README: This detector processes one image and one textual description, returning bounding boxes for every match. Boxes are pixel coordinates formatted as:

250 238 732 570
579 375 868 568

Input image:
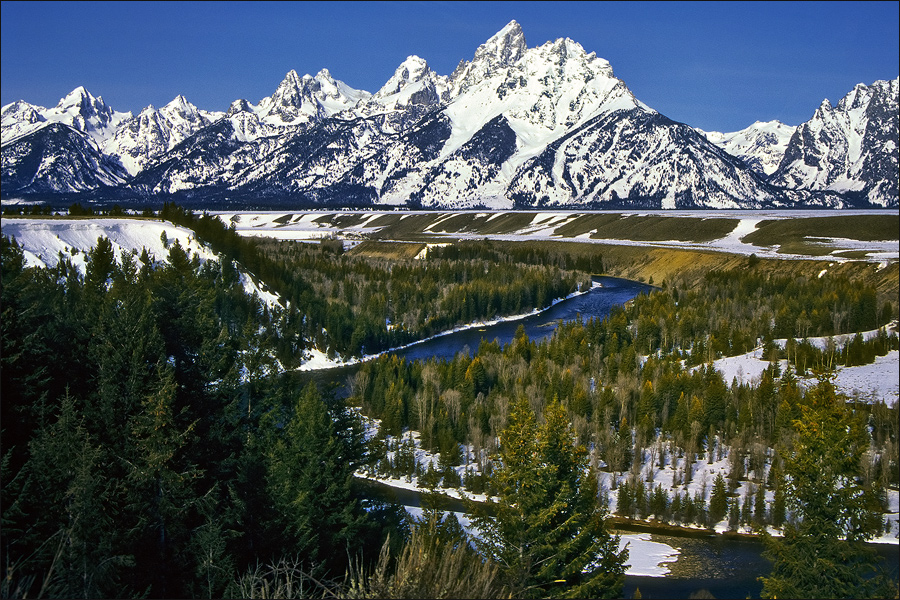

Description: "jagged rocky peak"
835 79 893 112
271 69 307 105
256 68 369 126
273 68 365 105
159 94 209 128
770 76 898 206
473 19 527 68
527 35 618 84
1 101 48 144
450 20 528 95
163 94 195 114
372 55 449 110
310 68 340 96
2 100 45 122
47 86 133 143
227 98 254 116
54 87 121 132
443 22 639 156
377 56 432 96
814 97 834 118
56 86 107 113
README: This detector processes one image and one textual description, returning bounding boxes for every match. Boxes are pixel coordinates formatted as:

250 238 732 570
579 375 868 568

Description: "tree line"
1 235 408 597
1 231 627 599
158 203 592 358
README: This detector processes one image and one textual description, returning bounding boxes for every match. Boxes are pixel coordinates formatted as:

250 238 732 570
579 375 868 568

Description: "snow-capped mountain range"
2 21 897 208
699 121 797 177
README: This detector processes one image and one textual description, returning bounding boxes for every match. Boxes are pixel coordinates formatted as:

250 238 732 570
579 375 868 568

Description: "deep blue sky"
2 1 897 132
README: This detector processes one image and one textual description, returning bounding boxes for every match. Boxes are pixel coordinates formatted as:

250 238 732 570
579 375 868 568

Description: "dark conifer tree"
470 397 626 598
759 375 897 599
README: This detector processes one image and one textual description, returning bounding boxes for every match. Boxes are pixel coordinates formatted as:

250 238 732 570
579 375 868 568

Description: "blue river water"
391 275 654 363
300 275 899 598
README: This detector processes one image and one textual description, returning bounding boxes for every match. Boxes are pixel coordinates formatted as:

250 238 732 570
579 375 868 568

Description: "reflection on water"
623 533 899 599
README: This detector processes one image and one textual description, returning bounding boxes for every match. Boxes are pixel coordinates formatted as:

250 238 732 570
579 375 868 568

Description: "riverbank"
295 279 602 371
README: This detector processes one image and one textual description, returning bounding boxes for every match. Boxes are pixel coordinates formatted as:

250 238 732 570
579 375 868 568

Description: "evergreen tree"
9 393 134 598
754 484 767 526
709 473 729 526
125 364 202 597
470 397 626 598
759 375 896 599
265 383 368 576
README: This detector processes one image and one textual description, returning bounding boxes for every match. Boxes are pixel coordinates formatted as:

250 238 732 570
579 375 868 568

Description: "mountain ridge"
2 21 897 208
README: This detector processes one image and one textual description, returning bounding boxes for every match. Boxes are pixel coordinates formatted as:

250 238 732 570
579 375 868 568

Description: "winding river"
393 275 653 363
301 275 898 598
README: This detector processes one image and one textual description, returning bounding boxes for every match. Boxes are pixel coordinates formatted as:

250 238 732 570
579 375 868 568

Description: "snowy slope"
508 110 786 209
1 23 896 209
701 120 796 176
1 123 129 193
0 217 281 308
771 78 899 207
0 217 214 270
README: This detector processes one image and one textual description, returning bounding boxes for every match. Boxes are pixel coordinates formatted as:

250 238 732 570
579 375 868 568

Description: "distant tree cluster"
629 269 892 364
3 216 898 598
158 203 591 358
350 266 898 562
1 204 56 216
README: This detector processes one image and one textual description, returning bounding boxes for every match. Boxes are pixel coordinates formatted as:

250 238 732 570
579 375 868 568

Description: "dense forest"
0 222 622 599
1 232 414 598
352 264 898 504
159 203 592 358
2 208 898 598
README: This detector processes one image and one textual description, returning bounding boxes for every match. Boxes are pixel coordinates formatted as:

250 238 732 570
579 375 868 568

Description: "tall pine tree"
470 397 627 598
759 374 896 599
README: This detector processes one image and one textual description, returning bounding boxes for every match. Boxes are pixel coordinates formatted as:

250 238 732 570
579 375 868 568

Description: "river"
299 275 654 397
357 478 899 599
299 275 899 598
392 275 654 363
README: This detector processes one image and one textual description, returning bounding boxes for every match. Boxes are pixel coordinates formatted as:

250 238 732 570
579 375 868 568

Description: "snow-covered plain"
214 209 899 263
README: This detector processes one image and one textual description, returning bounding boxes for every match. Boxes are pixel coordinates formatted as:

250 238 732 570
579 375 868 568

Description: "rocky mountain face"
768 79 899 207
1 123 128 194
105 95 222 176
2 21 897 208
699 120 797 176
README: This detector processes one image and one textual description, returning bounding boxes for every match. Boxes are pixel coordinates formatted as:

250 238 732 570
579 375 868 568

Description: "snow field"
0 217 284 311
215 209 899 263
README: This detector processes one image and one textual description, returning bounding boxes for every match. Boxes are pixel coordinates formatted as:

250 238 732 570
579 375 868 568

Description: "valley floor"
3 210 898 580
212 209 900 264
